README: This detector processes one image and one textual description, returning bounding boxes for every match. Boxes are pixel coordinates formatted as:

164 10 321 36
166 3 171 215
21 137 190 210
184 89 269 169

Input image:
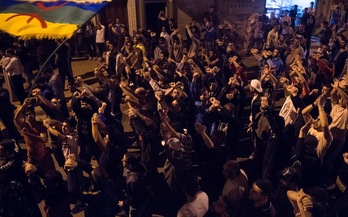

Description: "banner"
0 0 110 39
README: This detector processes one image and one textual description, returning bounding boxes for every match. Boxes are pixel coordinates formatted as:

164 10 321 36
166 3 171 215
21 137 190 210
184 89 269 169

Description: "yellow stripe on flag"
0 13 79 39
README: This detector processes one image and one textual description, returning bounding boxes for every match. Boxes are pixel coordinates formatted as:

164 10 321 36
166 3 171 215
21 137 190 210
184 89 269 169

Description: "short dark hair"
44 170 63 185
6 48 15 56
254 179 272 197
0 139 15 154
63 117 77 129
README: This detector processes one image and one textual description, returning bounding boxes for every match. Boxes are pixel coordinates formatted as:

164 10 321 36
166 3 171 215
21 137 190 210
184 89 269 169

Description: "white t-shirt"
308 127 333 161
177 191 209 217
329 104 348 141
62 132 78 160
5 56 24 76
96 25 105 43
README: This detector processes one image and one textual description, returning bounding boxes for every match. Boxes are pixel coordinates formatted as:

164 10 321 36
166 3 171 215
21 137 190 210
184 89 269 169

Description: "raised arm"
14 98 30 128
317 95 330 140
91 113 109 153
160 110 180 139
43 119 65 141
332 79 348 107
195 122 214 149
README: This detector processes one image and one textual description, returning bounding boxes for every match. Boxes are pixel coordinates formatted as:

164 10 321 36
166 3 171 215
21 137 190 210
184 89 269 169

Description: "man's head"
223 160 240 179
110 75 120 86
209 5 215 13
62 117 76 135
199 88 210 102
321 84 332 98
44 170 64 190
5 48 15 57
298 23 305 31
249 79 263 93
304 135 318 154
125 41 133 50
260 96 270 110
135 87 146 99
133 36 139 45
25 107 36 123
282 21 289 28
273 48 280 58
249 179 272 205
272 24 279 31
322 21 329 27
270 18 277 26
208 78 218 92
51 98 61 109
0 139 15 165
80 99 92 110
311 115 332 132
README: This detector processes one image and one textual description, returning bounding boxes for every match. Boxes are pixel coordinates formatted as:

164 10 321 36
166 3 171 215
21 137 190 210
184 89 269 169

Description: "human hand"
343 153 348 165
309 89 319 96
119 81 127 88
279 77 289 84
206 68 213 74
98 102 107 114
213 99 221 107
23 98 32 106
315 95 325 107
154 91 163 101
332 78 339 89
43 119 51 128
81 89 89 97
153 64 160 70
73 91 81 99
92 113 100 125
193 72 201 80
212 66 219 73
31 88 41 96
127 108 137 119
194 122 206 133
300 120 312 134
23 163 37 176
296 189 313 212
64 154 78 170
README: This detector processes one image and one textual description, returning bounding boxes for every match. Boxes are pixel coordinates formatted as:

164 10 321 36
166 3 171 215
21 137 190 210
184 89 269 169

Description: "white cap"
167 138 181 151
250 79 263 93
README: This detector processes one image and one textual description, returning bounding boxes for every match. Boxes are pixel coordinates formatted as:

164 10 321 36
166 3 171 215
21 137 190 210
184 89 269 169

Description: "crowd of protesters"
1 3 348 217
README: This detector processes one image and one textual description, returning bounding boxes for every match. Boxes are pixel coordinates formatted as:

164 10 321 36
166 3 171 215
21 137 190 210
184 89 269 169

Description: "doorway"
145 2 166 32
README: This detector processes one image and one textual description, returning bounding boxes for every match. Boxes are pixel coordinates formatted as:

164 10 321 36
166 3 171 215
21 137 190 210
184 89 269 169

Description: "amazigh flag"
0 0 110 39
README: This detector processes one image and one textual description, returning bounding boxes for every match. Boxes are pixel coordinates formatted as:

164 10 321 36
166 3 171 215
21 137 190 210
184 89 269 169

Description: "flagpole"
27 25 84 97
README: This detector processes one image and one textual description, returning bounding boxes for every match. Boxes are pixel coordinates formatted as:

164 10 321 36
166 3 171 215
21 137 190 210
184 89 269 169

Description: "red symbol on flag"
5 2 69 29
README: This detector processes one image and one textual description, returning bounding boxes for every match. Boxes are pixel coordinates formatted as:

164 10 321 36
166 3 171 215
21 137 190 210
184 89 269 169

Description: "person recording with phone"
14 97 55 175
